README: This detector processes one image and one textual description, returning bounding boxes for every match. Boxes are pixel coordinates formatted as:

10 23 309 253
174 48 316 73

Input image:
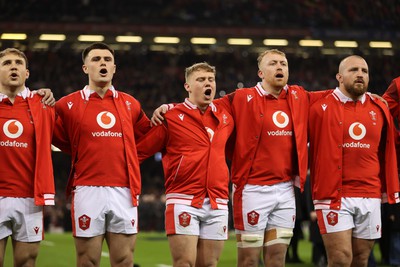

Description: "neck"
88 83 111 98
261 82 282 98
0 86 25 103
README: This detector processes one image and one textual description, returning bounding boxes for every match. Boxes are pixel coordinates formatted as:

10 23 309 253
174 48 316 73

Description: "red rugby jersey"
0 95 35 197
247 88 296 185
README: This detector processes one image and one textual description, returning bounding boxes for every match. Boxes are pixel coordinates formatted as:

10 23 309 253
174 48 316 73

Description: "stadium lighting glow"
39 34 66 41
190 37 217 45
227 38 253 45
116 36 142 43
369 41 392 48
153 37 180 44
334 41 358 48
1 33 27 40
263 39 288 46
299 40 323 47
77 35 105 42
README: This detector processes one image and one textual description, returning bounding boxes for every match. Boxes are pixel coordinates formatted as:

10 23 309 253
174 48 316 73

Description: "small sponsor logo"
33 226 40 234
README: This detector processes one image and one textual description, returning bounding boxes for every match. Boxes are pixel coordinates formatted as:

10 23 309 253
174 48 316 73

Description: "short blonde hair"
185 62 216 82
257 49 286 68
0 48 29 68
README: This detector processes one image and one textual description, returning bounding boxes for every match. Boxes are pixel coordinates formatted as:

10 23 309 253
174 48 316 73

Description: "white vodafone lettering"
91 131 122 137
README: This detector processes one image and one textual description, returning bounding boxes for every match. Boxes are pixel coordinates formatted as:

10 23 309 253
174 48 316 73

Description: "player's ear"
82 64 88 74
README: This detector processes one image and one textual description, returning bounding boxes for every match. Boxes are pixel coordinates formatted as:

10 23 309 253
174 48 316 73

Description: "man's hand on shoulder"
34 88 56 106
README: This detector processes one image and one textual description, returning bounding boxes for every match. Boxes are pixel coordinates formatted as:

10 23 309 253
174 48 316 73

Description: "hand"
150 104 169 126
36 88 56 106
371 93 388 107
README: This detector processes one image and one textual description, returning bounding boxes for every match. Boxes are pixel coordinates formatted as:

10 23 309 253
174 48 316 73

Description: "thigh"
105 232 136 266
0 238 7 265
352 237 374 264
72 186 106 237
12 240 40 267
107 187 138 234
168 234 198 266
74 235 104 266
322 229 353 260
196 239 224 267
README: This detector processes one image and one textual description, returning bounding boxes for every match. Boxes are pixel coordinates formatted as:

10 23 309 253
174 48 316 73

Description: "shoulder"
116 91 140 104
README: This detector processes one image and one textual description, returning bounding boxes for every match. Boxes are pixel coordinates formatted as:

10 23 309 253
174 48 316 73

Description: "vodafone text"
342 141 370 149
0 140 28 148
267 130 293 136
91 131 122 137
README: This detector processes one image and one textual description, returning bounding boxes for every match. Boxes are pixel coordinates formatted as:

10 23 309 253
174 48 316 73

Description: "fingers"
37 88 56 106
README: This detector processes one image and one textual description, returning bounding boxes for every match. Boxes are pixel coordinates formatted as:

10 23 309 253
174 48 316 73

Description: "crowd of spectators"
2 0 400 30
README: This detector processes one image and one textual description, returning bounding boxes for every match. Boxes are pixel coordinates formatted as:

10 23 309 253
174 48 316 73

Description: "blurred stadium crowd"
3 0 400 29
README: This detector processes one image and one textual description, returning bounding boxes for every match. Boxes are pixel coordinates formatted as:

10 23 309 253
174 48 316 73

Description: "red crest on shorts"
178 212 191 227
247 210 259 226
326 211 338 226
79 214 91 230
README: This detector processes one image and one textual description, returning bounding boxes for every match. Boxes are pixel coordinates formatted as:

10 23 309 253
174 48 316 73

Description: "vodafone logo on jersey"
205 127 214 141
267 111 292 136
343 122 370 149
3 120 23 138
96 111 116 129
91 111 122 138
0 120 28 148
272 111 289 128
348 122 366 140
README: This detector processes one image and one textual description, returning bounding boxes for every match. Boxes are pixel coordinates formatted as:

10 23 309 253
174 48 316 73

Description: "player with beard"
0 48 55 267
136 62 234 267
53 43 151 267
308 55 399 267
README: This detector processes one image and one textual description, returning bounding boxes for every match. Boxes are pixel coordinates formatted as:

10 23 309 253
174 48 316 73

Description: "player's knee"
237 233 264 248
264 228 293 246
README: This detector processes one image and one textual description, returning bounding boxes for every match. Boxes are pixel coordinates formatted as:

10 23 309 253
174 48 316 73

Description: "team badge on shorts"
79 214 91 230
247 210 259 226
178 212 191 227
326 211 338 226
